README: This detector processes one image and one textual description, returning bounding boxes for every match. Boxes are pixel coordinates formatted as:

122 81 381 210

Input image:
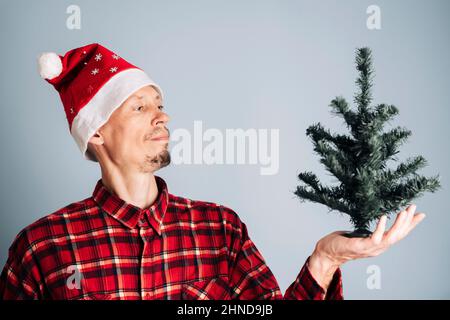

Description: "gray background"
1 0 449 299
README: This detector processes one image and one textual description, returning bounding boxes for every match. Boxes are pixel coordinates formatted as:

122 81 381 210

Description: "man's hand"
307 204 426 292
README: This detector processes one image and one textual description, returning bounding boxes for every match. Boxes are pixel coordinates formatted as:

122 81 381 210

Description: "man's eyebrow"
132 94 162 102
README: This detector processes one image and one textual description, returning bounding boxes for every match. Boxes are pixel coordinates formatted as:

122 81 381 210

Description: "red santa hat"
37 43 164 162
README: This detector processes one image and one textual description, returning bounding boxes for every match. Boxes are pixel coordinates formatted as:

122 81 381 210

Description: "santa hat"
37 43 164 162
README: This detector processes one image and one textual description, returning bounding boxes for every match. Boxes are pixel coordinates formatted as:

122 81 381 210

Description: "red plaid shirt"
0 176 343 300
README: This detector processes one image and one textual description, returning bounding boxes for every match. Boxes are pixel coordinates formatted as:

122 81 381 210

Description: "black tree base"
343 228 372 238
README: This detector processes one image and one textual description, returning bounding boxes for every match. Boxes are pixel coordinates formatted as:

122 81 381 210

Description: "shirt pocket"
64 278 113 300
182 276 231 300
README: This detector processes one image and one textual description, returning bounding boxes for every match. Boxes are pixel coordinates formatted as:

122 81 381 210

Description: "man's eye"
135 106 144 111
158 105 164 111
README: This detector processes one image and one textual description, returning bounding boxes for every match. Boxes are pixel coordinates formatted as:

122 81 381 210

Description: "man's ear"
88 131 104 146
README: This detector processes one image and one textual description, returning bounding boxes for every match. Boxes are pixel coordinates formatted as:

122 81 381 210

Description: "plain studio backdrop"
0 0 449 299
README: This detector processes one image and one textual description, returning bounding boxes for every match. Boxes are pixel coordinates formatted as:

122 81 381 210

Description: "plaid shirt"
0 176 343 300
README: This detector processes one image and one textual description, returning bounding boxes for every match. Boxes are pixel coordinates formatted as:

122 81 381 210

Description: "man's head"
87 85 171 173
37 43 169 169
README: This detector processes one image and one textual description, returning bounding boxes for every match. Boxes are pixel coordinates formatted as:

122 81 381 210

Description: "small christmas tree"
294 47 440 238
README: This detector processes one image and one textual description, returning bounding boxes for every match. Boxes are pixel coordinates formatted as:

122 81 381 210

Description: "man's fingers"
371 215 387 244
385 209 408 244
404 213 426 235
398 204 416 237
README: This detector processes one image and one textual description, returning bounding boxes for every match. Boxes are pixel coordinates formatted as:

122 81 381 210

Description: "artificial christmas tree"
295 47 440 238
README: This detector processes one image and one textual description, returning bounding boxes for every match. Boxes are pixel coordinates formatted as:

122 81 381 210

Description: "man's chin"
142 150 171 172
158 150 171 168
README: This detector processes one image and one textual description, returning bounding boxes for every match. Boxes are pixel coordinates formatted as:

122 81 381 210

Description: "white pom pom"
38 52 63 80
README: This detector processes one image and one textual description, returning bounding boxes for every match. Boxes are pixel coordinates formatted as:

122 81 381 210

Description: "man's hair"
86 143 98 162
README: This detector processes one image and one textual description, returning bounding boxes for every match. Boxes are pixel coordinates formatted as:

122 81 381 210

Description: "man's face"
91 85 171 173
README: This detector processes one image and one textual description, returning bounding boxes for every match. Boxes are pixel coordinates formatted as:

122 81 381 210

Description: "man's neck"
100 166 159 209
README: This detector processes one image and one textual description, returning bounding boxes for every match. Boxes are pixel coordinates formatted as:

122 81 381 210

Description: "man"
0 43 425 300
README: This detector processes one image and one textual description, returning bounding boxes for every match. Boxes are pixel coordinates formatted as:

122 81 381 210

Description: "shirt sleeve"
284 256 344 300
0 229 42 300
222 206 343 300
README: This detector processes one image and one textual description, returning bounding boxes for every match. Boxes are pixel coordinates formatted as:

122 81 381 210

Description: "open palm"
314 204 426 266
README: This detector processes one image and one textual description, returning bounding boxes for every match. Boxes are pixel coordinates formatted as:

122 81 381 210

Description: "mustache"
146 127 170 140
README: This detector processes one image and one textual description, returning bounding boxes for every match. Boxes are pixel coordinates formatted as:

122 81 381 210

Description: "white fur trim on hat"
38 52 63 80
70 68 164 162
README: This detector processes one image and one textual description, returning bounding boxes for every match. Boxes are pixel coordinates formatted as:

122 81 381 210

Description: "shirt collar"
92 175 169 235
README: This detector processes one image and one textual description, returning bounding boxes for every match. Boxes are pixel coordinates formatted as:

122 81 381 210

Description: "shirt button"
138 211 145 224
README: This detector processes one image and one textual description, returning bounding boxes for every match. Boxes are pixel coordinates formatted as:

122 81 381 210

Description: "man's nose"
152 111 170 127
